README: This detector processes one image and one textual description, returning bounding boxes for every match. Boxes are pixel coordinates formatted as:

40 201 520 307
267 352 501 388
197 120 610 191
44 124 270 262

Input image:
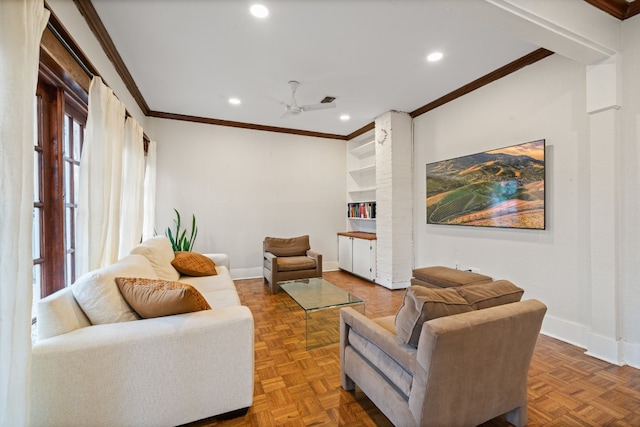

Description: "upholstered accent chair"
263 235 322 294
340 284 546 427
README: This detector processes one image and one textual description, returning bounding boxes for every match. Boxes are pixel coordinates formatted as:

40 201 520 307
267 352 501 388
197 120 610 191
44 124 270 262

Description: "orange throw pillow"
171 251 217 277
115 277 211 318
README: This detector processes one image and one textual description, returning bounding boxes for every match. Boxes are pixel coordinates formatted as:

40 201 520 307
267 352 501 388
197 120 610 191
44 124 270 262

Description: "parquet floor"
186 271 640 427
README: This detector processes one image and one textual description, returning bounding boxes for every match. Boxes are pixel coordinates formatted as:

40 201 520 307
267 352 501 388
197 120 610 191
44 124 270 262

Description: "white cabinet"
338 233 376 282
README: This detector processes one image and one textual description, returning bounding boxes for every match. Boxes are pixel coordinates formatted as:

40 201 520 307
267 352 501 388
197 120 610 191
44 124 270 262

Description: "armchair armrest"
340 307 416 374
202 253 229 268
306 249 321 260
264 251 278 271
307 248 322 263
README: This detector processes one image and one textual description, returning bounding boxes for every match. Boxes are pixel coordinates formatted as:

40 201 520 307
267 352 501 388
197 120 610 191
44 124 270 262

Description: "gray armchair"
263 235 322 294
340 293 546 427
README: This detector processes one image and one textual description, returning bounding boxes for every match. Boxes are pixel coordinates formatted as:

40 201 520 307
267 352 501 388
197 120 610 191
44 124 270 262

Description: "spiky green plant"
166 209 198 252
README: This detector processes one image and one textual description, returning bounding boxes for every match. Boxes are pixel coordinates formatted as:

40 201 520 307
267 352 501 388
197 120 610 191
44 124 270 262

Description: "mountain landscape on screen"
426 139 545 229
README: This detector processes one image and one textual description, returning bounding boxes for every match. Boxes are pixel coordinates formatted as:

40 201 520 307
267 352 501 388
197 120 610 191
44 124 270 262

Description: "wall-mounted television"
426 139 545 230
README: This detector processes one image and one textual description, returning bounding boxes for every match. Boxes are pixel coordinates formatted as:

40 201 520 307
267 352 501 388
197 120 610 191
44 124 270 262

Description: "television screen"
426 139 545 230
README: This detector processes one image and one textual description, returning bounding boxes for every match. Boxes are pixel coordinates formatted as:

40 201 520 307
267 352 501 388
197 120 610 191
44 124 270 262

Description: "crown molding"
73 0 150 115
583 0 640 20
148 111 348 140
410 48 554 118
70 1 630 141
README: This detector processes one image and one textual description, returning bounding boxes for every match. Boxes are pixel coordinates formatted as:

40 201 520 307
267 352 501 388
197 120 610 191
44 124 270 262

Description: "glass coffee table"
279 277 365 350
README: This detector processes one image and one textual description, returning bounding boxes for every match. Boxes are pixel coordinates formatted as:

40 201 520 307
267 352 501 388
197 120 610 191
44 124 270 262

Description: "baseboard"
540 314 588 349
538 315 629 366
230 267 262 280
585 332 623 365
623 341 640 368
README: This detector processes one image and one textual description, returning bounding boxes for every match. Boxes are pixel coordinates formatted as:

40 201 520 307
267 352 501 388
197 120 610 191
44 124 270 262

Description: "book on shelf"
347 202 376 219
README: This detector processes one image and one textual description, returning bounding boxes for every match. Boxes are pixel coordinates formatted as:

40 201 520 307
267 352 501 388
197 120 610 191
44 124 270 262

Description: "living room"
2 0 640 425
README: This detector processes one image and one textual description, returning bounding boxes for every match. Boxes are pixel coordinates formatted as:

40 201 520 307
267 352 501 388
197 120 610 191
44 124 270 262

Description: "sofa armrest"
202 253 229 268
340 307 416 374
31 306 254 426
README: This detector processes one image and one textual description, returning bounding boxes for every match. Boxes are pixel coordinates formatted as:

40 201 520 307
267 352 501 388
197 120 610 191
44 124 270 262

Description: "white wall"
413 27 640 367
621 15 640 363
413 54 592 346
148 118 346 278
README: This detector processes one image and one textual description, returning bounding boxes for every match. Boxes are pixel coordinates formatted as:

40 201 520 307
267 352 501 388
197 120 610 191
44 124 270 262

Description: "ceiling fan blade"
301 102 336 112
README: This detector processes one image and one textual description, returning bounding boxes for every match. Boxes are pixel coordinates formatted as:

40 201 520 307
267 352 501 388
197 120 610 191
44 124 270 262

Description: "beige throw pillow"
395 286 473 347
71 254 156 325
129 236 180 281
115 277 211 319
171 252 217 277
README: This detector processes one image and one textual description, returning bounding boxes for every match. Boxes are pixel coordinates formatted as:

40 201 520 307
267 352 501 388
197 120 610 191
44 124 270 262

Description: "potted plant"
166 209 198 252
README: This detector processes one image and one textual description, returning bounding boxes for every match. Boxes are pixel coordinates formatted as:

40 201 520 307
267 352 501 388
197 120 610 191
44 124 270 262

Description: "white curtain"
76 77 126 275
117 117 145 258
142 140 157 241
0 0 49 424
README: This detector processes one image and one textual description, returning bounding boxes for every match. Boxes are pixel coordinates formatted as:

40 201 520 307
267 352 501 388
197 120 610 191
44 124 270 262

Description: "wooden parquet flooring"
185 271 640 427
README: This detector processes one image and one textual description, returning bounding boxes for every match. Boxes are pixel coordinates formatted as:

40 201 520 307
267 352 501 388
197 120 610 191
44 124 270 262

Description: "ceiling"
80 0 626 138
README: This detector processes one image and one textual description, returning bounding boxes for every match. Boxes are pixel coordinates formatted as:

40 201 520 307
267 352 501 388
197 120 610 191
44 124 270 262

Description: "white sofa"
30 236 254 427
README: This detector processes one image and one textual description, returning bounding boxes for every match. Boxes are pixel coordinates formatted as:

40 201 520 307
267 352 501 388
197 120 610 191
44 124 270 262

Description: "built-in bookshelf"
347 130 376 232
347 202 376 219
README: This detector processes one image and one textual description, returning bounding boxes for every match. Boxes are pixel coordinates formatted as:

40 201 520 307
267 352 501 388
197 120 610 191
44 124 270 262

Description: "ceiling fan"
281 80 336 118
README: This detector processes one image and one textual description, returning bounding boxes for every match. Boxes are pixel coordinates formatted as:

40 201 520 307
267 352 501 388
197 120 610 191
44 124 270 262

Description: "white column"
586 54 622 364
375 111 413 289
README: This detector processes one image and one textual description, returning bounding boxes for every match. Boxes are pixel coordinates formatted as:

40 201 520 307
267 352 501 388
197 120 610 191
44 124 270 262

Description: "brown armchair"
263 235 322 294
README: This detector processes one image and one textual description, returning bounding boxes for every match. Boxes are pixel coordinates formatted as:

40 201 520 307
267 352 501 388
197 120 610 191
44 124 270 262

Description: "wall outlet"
455 261 460 270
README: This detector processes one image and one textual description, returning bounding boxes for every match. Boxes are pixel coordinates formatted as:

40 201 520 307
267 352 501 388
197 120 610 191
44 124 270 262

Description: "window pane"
73 163 80 203
34 151 41 202
64 160 72 203
32 207 41 259
64 114 71 157
33 96 38 146
73 120 82 160
65 207 72 249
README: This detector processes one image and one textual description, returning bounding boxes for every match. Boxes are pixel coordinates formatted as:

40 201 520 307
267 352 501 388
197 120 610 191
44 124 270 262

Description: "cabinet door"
352 237 374 280
338 235 353 272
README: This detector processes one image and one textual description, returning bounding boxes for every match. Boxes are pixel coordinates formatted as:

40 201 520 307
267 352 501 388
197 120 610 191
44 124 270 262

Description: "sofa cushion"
129 236 180 281
115 277 211 318
412 266 492 288
395 286 473 347
72 254 156 325
178 266 236 293
456 280 524 309
171 251 217 277
264 235 310 257
276 256 316 272
37 286 91 340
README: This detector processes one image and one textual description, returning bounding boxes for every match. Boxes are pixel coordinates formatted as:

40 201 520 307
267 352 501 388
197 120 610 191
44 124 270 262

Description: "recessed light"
427 52 443 62
229 97 241 105
250 4 269 18
340 114 350 121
